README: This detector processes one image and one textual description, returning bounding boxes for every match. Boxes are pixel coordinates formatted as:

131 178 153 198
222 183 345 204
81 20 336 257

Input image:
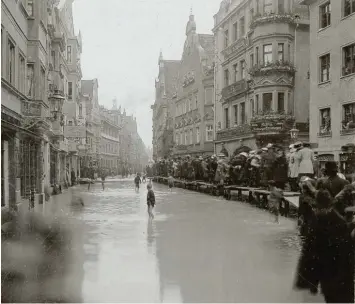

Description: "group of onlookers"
147 141 354 191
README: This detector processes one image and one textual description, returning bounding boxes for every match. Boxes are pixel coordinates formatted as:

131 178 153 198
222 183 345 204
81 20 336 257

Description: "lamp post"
290 123 299 144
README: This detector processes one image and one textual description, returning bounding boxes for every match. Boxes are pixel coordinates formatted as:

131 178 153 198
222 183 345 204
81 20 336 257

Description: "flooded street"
70 179 323 303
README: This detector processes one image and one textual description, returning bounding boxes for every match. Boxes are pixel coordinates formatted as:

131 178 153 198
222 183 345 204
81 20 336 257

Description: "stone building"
81 78 101 172
151 52 179 159
213 0 310 156
1 0 54 208
301 0 355 168
172 13 215 157
99 103 121 174
48 0 83 188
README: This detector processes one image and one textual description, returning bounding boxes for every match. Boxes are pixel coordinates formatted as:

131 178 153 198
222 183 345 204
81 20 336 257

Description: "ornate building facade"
172 13 215 157
151 52 179 159
301 0 355 168
213 0 310 155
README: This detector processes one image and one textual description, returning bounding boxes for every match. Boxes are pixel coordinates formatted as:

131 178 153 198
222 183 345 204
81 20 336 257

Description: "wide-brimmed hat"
199 156 203 160
325 161 338 174
266 143 273 148
239 152 248 158
261 147 268 152
217 153 226 158
294 141 303 149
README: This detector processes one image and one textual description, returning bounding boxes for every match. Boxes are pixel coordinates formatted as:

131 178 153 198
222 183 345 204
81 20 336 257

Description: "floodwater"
65 179 324 303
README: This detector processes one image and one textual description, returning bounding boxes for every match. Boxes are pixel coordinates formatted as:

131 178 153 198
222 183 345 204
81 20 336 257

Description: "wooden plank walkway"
152 176 300 218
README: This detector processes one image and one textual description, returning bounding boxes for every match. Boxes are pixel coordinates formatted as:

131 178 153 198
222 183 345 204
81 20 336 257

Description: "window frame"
277 92 285 113
263 44 273 64
319 1 331 29
233 104 238 126
240 17 245 37
241 60 246 79
68 81 73 100
224 69 229 86
319 53 331 83
278 43 284 62
240 102 246 124
18 52 26 94
233 63 238 82
196 127 200 143
342 42 355 77
233 22 238 41
67 45 72 64
262 93 273 112
224 107 230 129
224 29 229 48
343 0 355 17
206 125 214 142
341 102 355 131
7 37 16 85
319 107 332 133
264 0 273 14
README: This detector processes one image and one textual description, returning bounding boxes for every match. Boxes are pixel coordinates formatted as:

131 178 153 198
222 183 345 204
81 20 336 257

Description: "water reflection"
147 220 155 250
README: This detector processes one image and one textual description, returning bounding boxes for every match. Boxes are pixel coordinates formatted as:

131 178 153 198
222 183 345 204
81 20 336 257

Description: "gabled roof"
163 60 180 97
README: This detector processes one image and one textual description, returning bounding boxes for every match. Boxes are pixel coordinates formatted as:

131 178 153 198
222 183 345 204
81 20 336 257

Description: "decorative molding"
182 71 195 87
249 60 296 77
221 79 248 101
216 124 252 141
250 13 297 30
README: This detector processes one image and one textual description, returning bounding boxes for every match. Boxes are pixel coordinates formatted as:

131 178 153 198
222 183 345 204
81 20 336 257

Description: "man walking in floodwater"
134 173 141 192
147 183 155 219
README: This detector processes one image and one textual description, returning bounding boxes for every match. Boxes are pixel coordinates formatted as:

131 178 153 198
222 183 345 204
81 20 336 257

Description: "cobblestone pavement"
54 180 324 303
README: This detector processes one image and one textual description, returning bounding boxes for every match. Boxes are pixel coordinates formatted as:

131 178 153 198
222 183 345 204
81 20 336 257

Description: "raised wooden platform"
152 176 300 218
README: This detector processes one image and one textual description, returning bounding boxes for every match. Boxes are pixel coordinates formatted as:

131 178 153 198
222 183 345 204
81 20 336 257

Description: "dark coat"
273 156 288 183
294 208 354 303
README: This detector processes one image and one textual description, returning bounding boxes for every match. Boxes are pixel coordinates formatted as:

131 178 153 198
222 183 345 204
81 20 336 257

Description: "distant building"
151 52 179 159
301 0 355 168
213 0 310 156
172 13 215 157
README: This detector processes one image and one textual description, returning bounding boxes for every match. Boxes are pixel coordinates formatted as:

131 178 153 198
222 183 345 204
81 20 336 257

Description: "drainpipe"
293 15 300 117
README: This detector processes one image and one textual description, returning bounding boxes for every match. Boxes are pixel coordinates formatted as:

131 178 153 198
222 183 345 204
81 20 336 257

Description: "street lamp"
290 123 299 143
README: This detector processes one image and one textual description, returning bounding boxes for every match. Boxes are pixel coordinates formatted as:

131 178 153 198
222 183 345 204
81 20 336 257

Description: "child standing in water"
268 180 283 223
147 183 155 220
168 175 174 192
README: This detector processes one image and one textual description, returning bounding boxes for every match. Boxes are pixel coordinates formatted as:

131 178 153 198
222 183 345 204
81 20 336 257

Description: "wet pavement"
64 179 324 303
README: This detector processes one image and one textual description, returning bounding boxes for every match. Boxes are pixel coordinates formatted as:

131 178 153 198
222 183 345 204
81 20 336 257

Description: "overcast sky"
73 0 221 148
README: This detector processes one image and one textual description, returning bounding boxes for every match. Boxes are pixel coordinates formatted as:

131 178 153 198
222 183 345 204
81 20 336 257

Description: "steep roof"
163 60 180 97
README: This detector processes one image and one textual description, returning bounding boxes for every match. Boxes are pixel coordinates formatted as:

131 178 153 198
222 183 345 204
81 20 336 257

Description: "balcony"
64 125 86 138
216 124 252 141
248 61 296 77
68 141 78 153
222 38 247 60
250 112 295 134
250 13 297 30
221 79 248 101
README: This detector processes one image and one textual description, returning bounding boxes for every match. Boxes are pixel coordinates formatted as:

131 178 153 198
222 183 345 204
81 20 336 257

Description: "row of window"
101 142 119 154
223 0 287 48
100 159 117 168
224 43 289 86
102 127 119 138
318 102 355 135
319 1 355 30
175 125 214 145
223 92 288 128
176 88 213 116
319 43 355 82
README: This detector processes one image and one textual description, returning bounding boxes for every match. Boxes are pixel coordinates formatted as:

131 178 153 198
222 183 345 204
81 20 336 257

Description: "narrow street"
64 179 323 303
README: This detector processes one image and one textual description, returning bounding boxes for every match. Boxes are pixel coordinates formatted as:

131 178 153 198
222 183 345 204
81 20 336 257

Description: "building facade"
151 52 179 159
213 0 310 156
1 0 55 208
172 13 215 157
99 103 120 174
301 0 355 168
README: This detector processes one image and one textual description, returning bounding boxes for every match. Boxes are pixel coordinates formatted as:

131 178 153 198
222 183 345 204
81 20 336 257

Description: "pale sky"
72 0 221 147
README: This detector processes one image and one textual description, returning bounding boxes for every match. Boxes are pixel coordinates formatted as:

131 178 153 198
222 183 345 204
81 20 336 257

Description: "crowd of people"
147 142 355 191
